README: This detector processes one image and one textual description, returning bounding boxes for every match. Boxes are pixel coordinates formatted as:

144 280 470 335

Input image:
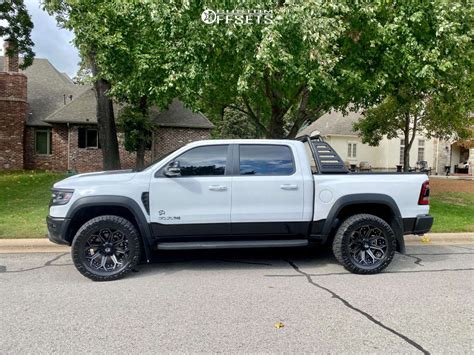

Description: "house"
297 110 474 175
0 42 214 172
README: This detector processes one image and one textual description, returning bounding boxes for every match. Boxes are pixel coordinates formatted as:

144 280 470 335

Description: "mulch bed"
430 178 474 195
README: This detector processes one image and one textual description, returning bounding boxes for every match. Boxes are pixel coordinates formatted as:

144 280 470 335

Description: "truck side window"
173 145 228 176
239 145 295 176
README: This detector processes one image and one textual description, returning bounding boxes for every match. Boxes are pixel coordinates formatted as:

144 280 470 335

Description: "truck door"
230 144 306 238
149 144 232 238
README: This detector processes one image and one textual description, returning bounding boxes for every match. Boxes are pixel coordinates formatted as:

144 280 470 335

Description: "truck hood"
53 170 137 189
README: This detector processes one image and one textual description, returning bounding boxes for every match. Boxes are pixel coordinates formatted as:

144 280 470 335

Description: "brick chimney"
3 41 19 72
0 40 27 170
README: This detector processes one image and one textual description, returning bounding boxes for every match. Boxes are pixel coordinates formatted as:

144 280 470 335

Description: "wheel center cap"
104 247 111 253
363 242 370 250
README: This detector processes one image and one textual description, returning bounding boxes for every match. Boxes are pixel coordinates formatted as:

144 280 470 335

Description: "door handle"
209 185 228 191
280 184 298 190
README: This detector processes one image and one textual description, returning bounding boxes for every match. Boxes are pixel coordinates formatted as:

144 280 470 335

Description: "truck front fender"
66 195 153 261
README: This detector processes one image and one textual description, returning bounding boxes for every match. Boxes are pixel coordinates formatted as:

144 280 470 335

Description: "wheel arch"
323 193 405 253
65 196 153 261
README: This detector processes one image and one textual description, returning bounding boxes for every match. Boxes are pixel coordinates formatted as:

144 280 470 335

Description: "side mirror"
164 161 181 177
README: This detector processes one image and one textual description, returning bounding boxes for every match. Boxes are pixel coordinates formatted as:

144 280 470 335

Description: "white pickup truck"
47 136 433 281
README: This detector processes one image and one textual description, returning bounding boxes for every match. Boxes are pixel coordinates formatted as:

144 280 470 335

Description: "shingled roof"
1 56 214 129
297 110 362 137
45 92 214 129
44 87 100 124
0 56 84 127
149 99 214 129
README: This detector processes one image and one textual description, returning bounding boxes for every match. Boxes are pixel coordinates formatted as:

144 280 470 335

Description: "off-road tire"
72 215 141 281
332 214 396 274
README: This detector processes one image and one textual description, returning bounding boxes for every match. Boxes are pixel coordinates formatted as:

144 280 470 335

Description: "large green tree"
45 0 472 152
43 0 122 170
57 1 384 139
354 1 473 171
0 0 35 69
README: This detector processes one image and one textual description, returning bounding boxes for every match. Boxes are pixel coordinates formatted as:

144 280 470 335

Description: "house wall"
152 127 212 161
24 125 211 173
68 126 153 173
0 72 27 170
24 125 68 171
326 134 436 171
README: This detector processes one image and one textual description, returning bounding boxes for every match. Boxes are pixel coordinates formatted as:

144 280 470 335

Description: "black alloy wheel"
332 214 396 274
72 215 141 281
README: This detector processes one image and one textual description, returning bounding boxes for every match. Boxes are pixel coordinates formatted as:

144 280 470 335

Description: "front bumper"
46 216 71 245
403 215 434 235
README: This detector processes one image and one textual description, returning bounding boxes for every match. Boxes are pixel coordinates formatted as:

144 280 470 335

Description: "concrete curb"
0 233 473 253
0 239 70 254
404 233 474 245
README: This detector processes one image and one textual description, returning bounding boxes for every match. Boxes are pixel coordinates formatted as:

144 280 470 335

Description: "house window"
35 129 52 155
347 143 357 158
417 139 425 162
400 138 405 165
78 127 99 148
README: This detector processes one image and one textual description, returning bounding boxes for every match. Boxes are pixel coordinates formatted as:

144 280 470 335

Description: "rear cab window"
239 144 295 176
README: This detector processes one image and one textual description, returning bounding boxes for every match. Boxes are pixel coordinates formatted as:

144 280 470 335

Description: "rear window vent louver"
311 139 348 174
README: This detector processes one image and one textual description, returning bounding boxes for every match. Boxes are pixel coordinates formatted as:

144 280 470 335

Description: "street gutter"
0 233 473 254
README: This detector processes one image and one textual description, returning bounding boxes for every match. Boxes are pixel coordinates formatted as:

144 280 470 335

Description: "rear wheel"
332 214 396 274
71 215 141 281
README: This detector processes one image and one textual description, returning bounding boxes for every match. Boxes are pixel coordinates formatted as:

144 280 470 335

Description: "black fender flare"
66 195 153 262
322 193 405 253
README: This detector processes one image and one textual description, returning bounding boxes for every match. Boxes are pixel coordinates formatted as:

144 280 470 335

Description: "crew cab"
47 136 433 281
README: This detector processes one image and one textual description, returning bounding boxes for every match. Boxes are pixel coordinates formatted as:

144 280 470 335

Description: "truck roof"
186 139 301 146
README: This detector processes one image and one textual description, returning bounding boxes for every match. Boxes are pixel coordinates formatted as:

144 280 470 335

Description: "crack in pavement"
404 254 424 266
285 260 431 354
0 253 70 274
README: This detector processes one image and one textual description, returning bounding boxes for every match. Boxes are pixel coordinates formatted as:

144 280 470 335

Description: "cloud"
1 0 80 78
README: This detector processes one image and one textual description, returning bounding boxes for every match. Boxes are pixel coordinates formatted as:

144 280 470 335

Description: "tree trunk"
136 143 145 170
268 107 286 138
402 111 418 172
286 87 311 139
135 96 148 171
90 55 121 170
403 123 410 172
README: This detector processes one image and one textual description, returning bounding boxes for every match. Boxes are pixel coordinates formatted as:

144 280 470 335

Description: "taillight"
418 180 430 205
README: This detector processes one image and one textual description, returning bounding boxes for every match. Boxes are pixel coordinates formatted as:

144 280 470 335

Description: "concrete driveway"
1 244 473 353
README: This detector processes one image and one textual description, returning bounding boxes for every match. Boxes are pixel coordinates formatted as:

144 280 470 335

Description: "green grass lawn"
0 171 67 238
0 171 472 238
429 192 474 233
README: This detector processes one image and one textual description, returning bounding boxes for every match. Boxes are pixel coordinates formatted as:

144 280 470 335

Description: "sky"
0 0 80 78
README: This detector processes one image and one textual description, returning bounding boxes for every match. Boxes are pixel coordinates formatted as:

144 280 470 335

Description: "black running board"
156 239 309 250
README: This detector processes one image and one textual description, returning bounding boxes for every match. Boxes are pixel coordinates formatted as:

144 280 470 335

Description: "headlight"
50 189 74 206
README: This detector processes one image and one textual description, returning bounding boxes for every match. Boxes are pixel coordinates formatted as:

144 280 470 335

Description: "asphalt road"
1 244 473 354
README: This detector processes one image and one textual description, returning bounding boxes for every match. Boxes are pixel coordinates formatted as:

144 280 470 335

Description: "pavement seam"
285 259 430 355
265 267 474 278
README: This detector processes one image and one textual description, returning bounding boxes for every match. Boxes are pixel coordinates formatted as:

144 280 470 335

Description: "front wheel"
71 215 141 281
332 214 396 274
